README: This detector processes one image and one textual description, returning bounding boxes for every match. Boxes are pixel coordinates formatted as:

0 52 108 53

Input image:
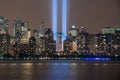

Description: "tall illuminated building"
114 28 120 55
20 22 29 44
29 36 36 56
63 38 72 54
39 21 46 38
44 28 56 55
35 22 48 56
77 27 90 54
100 27 120 55
0 16 10 55
0 34 10 56
14 18 30 44
101 27 114 34
69 25 79 38
56 32 63 52
77 34 90 54
63 25 78 54
35 37 45 56
0 16 9 34
14 17 21 38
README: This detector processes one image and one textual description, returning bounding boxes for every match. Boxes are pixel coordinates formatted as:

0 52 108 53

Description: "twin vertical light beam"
52 0 67 51
52 0 67 40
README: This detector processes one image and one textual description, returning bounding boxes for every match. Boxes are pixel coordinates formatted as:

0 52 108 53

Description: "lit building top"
101 27 114 34
0 16 9 34
69 25 78 37
101 27 120 34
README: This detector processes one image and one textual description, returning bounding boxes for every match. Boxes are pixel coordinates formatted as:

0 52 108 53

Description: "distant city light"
72 25 76 28
95 45 98 47
83 58 111 61
52 0 58 40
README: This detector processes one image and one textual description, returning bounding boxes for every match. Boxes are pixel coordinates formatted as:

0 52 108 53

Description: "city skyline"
0 15 120 60
0 0 120 35
0 1 120 80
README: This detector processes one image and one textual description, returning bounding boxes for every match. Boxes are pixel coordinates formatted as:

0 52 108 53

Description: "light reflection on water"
20 63 33 75
0 60 120 80
10 63 17 66
94 63 99 66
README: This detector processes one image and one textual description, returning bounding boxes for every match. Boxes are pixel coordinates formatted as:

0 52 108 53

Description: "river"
0 60 120 80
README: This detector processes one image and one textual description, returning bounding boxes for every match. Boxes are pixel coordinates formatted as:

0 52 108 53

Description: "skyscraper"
14 18 30 44
0 16 9 34
69 25 79 38
0 16 10 56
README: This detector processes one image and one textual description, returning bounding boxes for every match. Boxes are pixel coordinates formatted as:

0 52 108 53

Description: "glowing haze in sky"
0 0 120 35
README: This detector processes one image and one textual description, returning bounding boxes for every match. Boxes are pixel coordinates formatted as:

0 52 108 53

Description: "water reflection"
10 63 17 66
47 63 77 80
20 63 33 69
0 61 120 80
70 63 78 68
102 63 107 66
94 63 99 66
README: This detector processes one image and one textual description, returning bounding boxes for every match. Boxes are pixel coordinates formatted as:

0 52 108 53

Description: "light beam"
62 0 67 40
52 0 58 40
62 0 67 51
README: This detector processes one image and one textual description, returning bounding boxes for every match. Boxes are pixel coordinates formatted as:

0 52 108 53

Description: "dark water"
0 60 120 80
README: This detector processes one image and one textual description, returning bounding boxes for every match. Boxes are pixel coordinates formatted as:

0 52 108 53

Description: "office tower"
69 25 79 38
101 27 114 34
35 37 46 56
8 36 15 56
77 27 90 54
14 18 30 44
56 32 63 52
63 25 78 54
0 16 10 56
88 34 98 54
29 36 36 56
44 28 56 55
20 22 29 44
98 33 112 54
14 17 22 39
0 34 10 56
13 18 31 58
112 28 120 55
34 29 46 56
0 16 9 34
99 27 120 55
35 22 48 56
64 39 73 54
39 21 46 38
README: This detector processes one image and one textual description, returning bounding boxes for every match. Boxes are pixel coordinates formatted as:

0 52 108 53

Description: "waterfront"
0 60 120 80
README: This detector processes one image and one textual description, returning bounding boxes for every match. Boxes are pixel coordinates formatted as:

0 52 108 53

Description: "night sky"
0 0 120 35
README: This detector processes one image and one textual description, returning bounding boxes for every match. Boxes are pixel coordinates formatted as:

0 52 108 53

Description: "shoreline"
0 57 120 61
